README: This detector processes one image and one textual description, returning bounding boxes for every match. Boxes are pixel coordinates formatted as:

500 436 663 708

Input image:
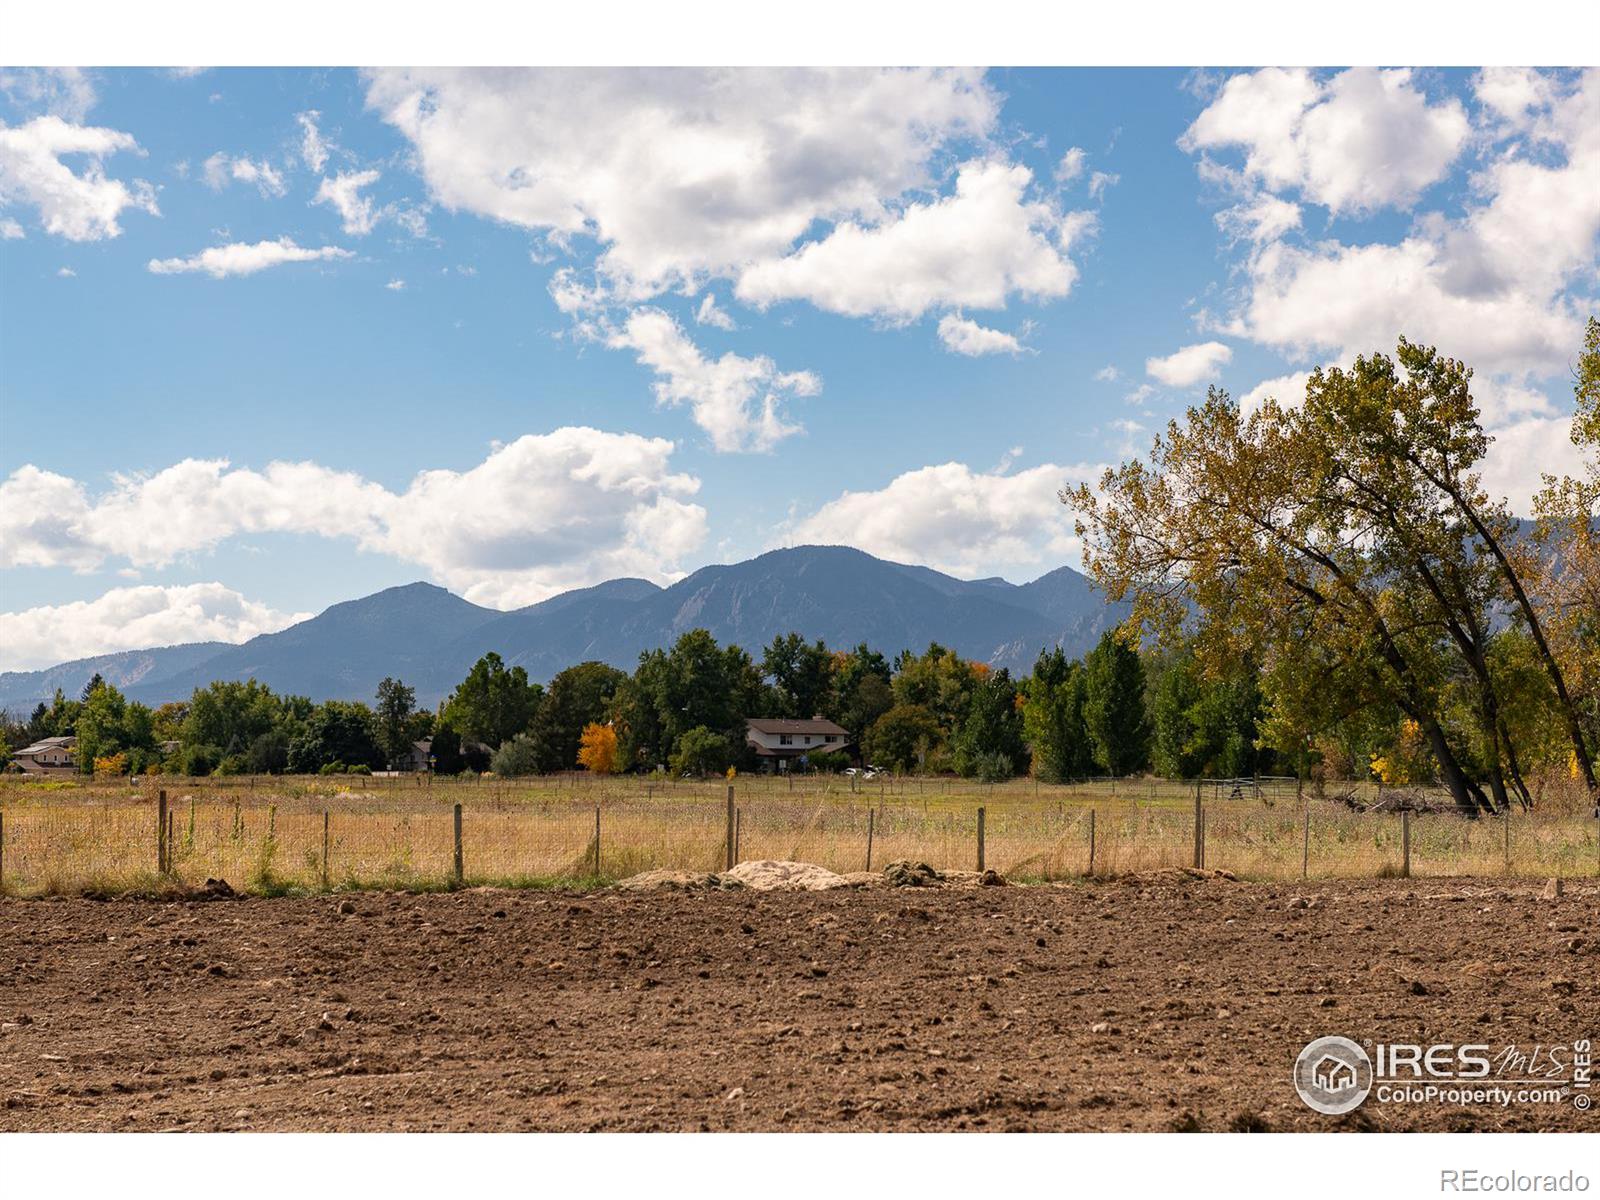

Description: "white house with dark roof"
744 717 852 770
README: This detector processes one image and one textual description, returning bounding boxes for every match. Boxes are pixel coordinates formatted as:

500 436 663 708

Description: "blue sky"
1 65 1595 670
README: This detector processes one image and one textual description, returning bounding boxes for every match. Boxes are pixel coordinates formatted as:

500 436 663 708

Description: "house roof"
15 736 76 756
745 718 850 737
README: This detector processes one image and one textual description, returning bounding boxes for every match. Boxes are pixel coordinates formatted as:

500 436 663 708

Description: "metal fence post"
866 808 875 872
594 804 601 877
1088 808 1096 876
725 784 735 870
1302 805 1310 880
976 806 986 872
1401 808 1412 879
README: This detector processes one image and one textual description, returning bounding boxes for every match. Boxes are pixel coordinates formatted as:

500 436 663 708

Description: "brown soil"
2 876 1595 1132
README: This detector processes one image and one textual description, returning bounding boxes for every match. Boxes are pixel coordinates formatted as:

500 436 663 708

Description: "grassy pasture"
1 772 1595 896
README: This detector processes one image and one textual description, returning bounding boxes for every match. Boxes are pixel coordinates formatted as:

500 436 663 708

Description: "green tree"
617 630 763 768
762 633 835 719
891 643 980 738
182 680 280 760
954 668 1026 778
830 643 894 736
1082 631 1149 775
1022 648 1094 782
670 725 731 776
374 677 417 768
862 704 941 772
527 661 628 772
441 653 543 749
1069 363 1511 813
287 701 381 774
1149 654 1204 779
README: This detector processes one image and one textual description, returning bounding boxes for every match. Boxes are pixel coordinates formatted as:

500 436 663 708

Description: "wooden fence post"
1401 808 1412 879
322 810 331 890
453 803 464 885
976 806 986 872
725 784 735 870
1302 805 1310 880
1088 809 1096 876
866 808 875 872
1192 788 1203 869
594 805 602 877
157 789 168 875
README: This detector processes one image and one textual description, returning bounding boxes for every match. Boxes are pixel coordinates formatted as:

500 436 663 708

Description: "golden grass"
0 773 1594 896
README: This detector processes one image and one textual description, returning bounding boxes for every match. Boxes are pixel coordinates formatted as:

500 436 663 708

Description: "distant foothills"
0 546 1126 713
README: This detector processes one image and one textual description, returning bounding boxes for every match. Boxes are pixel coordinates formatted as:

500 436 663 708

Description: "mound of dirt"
883 860 942 887
721 860 859 891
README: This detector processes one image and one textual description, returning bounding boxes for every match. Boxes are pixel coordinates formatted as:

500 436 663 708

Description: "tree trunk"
1417 463 1597 790
1415 713 1492 817
1498 720 1534 810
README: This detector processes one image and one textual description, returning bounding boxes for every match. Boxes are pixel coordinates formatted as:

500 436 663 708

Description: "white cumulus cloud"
363 67 998 300
0 429 708 609
0 584 310 672
1194 69 1600 388
607 308 816 453
735 160 1086 322
1146 340 1233 387
1181 66 1469 215
0 115 158 241
937 313 1025 356
780 459 1106 580
147 237 352 278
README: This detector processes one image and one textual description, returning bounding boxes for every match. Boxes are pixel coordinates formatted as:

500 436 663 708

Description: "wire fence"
1 773 1596 895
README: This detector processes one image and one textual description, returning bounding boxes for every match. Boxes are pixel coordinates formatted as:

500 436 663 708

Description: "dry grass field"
2 773 1595 896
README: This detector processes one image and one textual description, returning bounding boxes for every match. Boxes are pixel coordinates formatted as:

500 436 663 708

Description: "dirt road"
2 876 1595 1131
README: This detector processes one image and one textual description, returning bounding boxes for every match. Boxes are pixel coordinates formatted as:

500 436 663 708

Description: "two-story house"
9 735 78 775
744 717 852 771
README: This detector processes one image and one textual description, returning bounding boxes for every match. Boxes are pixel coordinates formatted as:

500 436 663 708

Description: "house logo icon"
1294 1036 1373 1115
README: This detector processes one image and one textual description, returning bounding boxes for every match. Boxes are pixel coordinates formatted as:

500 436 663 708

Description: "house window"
824 735 837 743
779 734 792 745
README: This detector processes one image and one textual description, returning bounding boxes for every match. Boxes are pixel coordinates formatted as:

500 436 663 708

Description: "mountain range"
0 545 1127 711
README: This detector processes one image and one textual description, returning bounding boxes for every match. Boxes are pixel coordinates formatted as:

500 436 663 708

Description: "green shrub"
490 734 541 777
670 726 730 776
